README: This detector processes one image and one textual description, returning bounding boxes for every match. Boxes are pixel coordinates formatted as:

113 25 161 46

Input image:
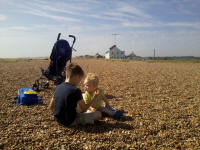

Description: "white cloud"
0 14 6 21
122 22 154 27
0 24 82 35
88 14 126 22
36 5 78 15
30 1 87 15
5 0 81 22
118 4 152 19
9 26 30 30
0 26 31 33
121 20 200 29
24 9 80 22
81 0 102 4
166 22 200 28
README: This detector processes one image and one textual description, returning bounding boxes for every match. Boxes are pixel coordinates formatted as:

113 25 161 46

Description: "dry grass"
0 58 200 149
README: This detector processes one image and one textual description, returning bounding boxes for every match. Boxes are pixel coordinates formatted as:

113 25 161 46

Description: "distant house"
105 45 125 59
95 53 104 58
84 55 94 58
126 52 143 60
126 51 136 59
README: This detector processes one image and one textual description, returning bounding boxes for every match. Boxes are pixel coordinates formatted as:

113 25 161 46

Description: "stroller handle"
69 35 76 44
57 33 61 41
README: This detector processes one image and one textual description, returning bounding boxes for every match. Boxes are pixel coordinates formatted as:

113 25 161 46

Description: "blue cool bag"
13 88 42 105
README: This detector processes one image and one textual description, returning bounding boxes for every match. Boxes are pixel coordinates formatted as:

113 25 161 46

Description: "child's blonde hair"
84 73 99 86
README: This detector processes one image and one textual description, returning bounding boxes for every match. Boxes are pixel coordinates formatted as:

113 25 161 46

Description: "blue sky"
0 0 200 58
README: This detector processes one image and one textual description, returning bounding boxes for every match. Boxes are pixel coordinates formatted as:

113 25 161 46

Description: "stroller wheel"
41 81 49 88
53 76 64 85
32 83 39 92
32 76 50 92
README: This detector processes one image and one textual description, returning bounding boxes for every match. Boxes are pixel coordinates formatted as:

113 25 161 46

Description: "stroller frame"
32 33 76 91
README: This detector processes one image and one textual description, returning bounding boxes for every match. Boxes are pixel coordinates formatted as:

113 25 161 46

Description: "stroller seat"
32 33 76 91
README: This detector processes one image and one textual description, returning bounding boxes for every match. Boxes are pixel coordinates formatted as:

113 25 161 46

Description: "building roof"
105 45 124 54
95 53 103 58
109 45 117 50
127 52 136 57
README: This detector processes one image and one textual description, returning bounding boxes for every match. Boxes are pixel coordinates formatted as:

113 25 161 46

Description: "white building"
105 45 125 59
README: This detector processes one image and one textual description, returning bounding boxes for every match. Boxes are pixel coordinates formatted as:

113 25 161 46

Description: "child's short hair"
84 73 99 86
66 63 84 78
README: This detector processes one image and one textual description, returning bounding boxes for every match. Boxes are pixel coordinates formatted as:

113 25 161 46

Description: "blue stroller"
32 33 76 91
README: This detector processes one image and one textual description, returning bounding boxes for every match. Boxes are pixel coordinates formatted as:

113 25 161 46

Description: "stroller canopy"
49 39 72 76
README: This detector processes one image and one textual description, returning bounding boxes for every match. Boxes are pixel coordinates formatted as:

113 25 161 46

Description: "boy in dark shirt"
49 63 102 126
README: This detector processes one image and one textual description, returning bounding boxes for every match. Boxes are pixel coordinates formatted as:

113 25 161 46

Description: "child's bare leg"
48 97 54 110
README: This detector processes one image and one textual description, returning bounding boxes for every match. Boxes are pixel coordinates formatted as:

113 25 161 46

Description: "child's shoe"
105 105 116 116
113 110 124 120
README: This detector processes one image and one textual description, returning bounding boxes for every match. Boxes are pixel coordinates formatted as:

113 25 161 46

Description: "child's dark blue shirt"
53 82 82 126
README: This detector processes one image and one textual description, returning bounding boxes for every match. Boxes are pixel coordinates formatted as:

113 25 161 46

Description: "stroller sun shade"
44 39 72 77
